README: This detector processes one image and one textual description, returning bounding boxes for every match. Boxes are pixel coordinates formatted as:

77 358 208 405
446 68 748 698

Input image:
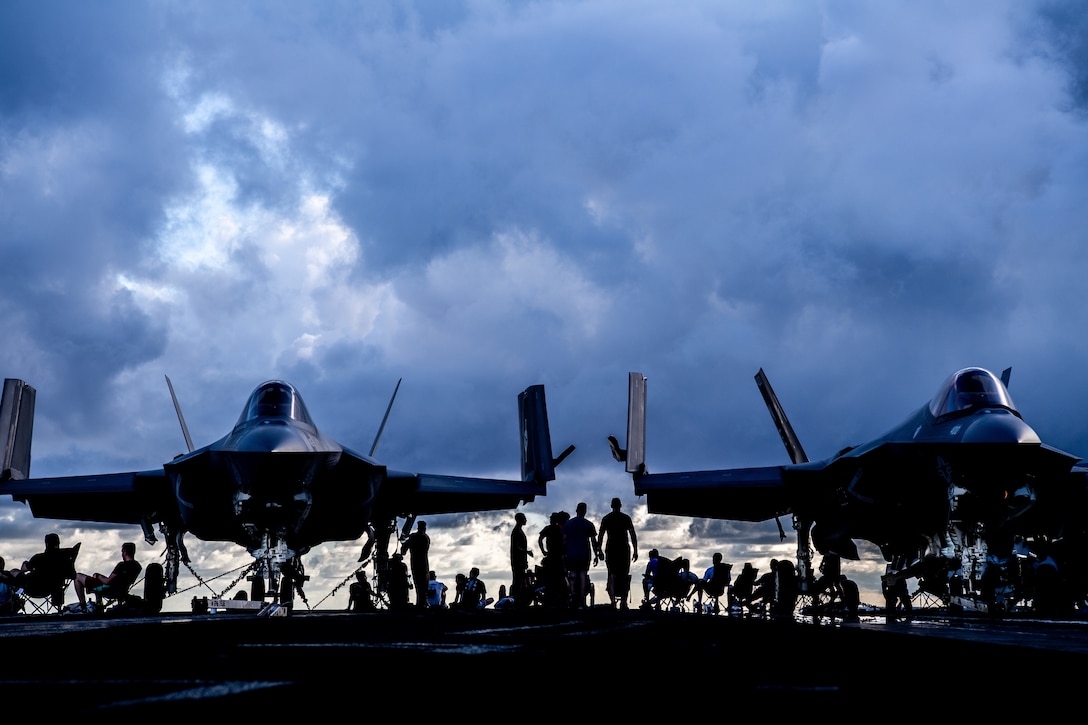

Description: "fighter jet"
610 368 1088 617
0 376 572 610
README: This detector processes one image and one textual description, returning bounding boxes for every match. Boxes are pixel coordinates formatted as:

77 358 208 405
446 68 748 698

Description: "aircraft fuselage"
164 381 381 557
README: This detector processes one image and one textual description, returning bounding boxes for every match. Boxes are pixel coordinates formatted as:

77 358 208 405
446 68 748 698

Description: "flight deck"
2 607 1086 713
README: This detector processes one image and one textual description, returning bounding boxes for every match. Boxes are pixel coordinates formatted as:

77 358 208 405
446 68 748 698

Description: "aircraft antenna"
165 375 195 454
369 378 402 457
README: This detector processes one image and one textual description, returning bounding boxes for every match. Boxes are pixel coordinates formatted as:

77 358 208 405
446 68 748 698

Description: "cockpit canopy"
237 381 315 427
928 367 1018 419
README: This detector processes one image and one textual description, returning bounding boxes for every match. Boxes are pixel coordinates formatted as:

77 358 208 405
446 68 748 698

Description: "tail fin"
518 384 574 484
0 378 36 481
754 368 808 464
608 372 647 475
624 372 647 475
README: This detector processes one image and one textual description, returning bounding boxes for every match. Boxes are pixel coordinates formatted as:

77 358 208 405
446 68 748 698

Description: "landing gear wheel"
144 562 165 614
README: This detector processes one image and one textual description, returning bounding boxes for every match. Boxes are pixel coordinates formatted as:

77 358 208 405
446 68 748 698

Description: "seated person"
677 558 699 596
730 562 758 610
646 554 694 608
12 532 77 609
0 556 18 615
73 542 142 612
642 548 660 602
425 570 448 609
748 559 779 611
694 553 731 611
458 567 492 609
347 571 376 612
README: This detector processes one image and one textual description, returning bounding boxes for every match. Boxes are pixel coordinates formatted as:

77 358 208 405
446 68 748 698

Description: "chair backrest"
705 565 730 598
59 543 80 579
20 542 80 597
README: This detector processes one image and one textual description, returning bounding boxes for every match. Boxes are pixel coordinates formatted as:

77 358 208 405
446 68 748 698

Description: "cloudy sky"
2 1 1087 612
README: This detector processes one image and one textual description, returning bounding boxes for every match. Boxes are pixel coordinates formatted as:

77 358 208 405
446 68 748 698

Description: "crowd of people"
1 509 847 620
342 500 835 619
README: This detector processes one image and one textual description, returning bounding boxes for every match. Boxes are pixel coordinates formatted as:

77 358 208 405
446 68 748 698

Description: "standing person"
563 502 602 609
386 553 411 610
538 511 569 607
401 520 430 607
510 512 533 607
597 497 638 609
72 542 142 613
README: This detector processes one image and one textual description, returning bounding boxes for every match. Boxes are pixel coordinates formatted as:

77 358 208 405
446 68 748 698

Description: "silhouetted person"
73 542 141 612
749 559 779 614
1032 545 1065 619
348 571 376 612
642 548 660 604
386 553 411 610
882 568 912 623
597 497 638 609
461 567 492 609
495 583 516 609
677 557 698 596
538 511 569 607
401 520 430 608
426 570 448 609
510 512 533 608
773 558 799 619
13 532 73 610
451 573 468 609
563 502 601 608
840 575 860 622
813 554 843 610
730 563 758 612
694 553 731 614
0 557 16 615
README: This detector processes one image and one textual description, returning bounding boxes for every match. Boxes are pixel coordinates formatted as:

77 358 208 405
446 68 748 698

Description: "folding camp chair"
17 542 80 615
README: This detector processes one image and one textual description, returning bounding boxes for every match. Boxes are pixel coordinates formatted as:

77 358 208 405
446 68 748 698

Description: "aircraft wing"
633 465 792 522
380 469 548 517
0 469 172 526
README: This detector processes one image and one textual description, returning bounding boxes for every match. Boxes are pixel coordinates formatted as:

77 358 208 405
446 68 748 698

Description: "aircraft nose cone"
237 422 310 452
963 412 1041 444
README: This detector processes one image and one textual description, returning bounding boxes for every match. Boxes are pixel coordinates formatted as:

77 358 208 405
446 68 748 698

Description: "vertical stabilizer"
519 384 556 483
626 372 647 475
0 378 36 481
754 369 808 464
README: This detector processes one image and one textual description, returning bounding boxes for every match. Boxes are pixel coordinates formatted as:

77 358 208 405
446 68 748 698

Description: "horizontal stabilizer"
0 378 35 481
0 470 169 524
385 471 547 517
634 466 791 522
